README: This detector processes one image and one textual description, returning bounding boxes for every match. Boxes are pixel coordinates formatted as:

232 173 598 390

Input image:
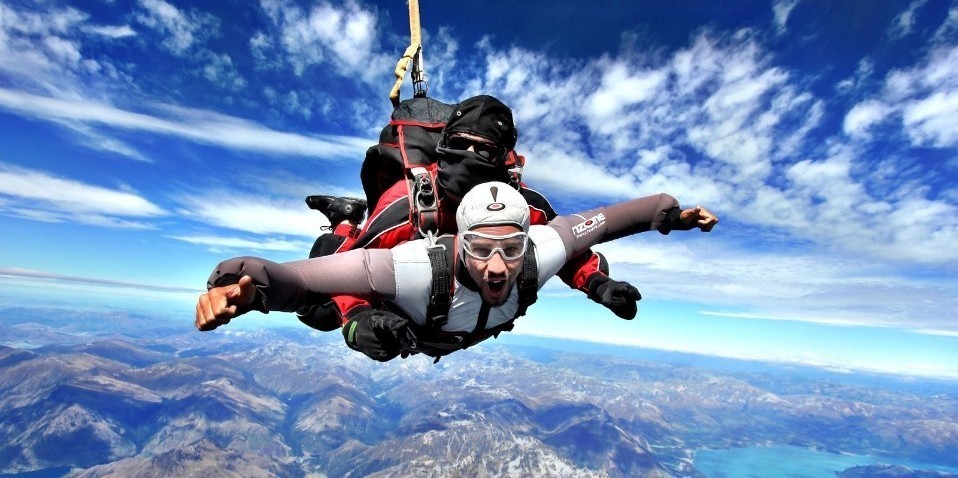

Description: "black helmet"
441 95 518 152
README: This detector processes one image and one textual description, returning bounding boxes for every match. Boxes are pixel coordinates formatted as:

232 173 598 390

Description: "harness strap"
515 242 538 318
425 234 453 329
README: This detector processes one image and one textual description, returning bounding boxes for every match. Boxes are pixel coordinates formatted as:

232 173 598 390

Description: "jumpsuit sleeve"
521 184 610 292
548 193 683 261
207 249 399 313
330 181 415 318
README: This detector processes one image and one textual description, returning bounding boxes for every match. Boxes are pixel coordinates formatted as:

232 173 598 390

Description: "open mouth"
488 279 507 295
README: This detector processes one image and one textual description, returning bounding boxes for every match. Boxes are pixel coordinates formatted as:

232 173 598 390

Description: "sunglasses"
459 231 528 261
445 135 506 163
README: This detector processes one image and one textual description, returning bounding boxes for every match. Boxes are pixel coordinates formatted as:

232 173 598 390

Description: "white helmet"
456 181 530 233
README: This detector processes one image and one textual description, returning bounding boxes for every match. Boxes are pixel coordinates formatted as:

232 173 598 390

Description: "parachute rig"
306 0 524 248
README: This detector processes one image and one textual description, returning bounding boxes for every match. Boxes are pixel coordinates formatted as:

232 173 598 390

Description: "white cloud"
584 62 667 133
174 191 326 238
0 88 371 160
0 4 82 85
131 0 241 91
843 100 893 138
885 44 958 99
0 267 199 293
168 235 309 253
80 24 137 39
522 143 638 199
41 35 82 66
258 0 392 84
772 0 800 34
593 237 958 332
459 27 958 270
879 44 958 149
200 52 246 91
0 163 166 228
1 4 88 36
901 90 958 147
468 31 824 207
889 0 928 40
934 5 958 41
135 0 214 55
418 26 460 96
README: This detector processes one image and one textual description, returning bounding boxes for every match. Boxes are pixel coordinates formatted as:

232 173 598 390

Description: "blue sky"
1 0 957 377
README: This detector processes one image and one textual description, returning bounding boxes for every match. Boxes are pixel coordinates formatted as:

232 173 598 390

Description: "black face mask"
436 146 511 200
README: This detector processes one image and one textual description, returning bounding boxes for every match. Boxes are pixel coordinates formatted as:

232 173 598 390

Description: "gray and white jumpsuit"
207 193 687 336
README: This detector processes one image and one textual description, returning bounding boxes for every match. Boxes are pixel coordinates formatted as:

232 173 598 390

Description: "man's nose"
486 251 507 273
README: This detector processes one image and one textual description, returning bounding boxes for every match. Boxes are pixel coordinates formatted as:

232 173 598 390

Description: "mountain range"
1 306 957 477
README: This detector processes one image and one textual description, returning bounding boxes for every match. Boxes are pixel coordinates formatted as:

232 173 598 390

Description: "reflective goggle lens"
446 135 505 163
460 231 528 260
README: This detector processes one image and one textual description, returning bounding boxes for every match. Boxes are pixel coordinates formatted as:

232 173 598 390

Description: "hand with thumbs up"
195 275 256 331
679 205 718 232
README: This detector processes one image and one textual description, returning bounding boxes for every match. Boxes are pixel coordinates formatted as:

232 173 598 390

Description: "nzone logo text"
572 213 605 237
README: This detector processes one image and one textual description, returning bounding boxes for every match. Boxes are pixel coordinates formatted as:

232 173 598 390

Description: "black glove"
342 307 417 362
586 274 642 320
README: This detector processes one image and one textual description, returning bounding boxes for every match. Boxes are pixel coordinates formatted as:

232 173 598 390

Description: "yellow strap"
409 0 422 46
390 0 422 107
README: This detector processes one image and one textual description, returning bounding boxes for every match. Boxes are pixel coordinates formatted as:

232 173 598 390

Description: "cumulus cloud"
901 90 958 147
445 20 958 271
257 0 392 84
1 4 86 84
132 0 251 94
843 100 893 138
472 31 822 202
0 1 143 112
878 44 958 148
134 0 215 55
200 51 246 91
0 163 166 228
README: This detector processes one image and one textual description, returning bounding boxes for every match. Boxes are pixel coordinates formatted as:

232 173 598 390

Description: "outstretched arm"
521 184 635 316
195 249 400 331
546 193 718 264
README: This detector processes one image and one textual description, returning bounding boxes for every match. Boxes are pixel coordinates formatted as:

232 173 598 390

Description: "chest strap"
424 234 454 330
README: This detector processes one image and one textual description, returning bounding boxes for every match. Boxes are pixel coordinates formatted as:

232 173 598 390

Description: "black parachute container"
359 97 453 213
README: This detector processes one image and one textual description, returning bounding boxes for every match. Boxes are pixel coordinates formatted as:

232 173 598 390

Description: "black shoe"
305 195 367 226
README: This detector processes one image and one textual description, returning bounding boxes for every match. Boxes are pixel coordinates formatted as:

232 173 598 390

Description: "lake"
694 444 958 477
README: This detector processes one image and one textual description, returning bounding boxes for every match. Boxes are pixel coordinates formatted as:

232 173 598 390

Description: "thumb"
227 275 256 306
680 206 702 223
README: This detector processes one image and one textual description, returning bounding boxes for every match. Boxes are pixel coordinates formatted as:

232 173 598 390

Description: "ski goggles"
445 134 507 163
459 231 528 261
